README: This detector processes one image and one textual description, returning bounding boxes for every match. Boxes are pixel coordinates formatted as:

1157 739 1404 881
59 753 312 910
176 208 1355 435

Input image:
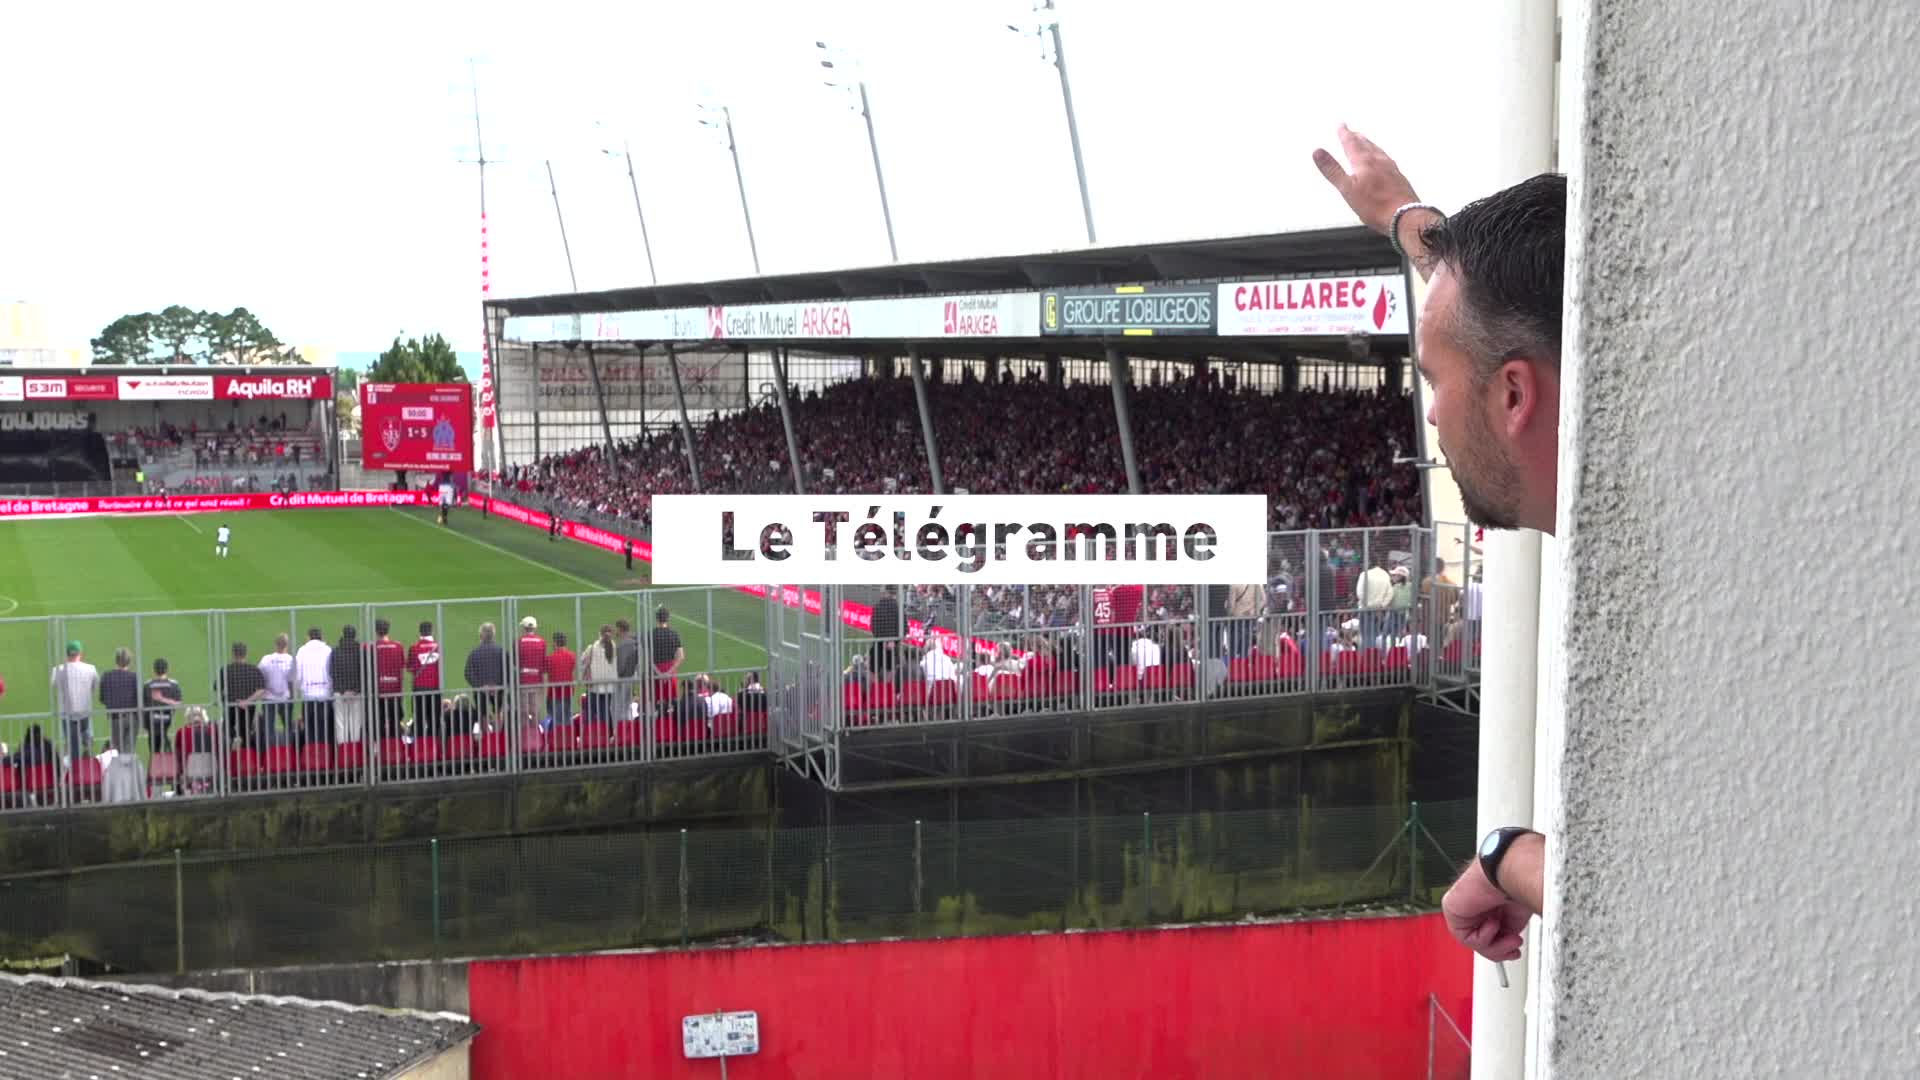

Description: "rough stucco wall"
1549 0 1920 1074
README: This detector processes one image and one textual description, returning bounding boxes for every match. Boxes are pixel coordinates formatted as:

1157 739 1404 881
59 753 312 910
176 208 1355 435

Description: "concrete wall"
128 957 469 1013
1545 1 1920 1074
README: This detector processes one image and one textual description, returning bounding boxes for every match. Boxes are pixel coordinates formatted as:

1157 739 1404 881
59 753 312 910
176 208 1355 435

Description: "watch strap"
1478 826 1536 897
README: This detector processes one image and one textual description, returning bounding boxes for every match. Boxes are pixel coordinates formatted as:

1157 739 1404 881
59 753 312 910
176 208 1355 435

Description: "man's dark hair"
419 621 433 636
153 658 169 675
615 618 632 635
655 606 670 625
375 618 391 637
231 642 248 658
308 627 324 641
1419 172 1566 376
553 631 568 648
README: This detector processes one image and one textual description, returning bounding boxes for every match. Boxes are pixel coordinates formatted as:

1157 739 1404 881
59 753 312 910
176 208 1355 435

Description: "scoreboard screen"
359 382 474 472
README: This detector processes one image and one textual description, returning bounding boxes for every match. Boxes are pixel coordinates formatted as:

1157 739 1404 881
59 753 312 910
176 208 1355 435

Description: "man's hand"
1442 858 1532 963
1312 124 1422 237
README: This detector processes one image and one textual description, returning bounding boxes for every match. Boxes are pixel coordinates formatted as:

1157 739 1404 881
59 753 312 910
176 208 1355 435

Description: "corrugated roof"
0 973 477 1080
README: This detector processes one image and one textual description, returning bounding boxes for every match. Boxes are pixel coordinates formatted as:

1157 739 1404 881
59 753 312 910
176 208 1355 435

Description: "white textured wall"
1546 0 1920 1074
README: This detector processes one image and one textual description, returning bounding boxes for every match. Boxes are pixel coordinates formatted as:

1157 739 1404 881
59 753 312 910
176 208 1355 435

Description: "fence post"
1408 802 1423 904
679 828 690 947
173 848 185 975
430 837 442 959
1141 812 1152 924
913 819 923 917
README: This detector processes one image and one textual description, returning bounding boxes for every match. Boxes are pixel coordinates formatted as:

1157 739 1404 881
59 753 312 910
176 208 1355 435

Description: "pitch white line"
176 515 203 534
387 508 764 654
0 596 18 616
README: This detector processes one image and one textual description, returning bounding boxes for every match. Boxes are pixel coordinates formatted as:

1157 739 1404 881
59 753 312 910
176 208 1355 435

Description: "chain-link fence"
0 798 1472 976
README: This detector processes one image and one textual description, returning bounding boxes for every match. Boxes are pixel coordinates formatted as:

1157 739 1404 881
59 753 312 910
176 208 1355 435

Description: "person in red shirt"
1095 583 1145 671
407 621 442 737
544 631 577 725
515 616 548 724
370 619 407 737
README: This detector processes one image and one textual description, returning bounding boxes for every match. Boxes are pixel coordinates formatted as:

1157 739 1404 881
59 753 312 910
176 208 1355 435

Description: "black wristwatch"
1478 826 1537 898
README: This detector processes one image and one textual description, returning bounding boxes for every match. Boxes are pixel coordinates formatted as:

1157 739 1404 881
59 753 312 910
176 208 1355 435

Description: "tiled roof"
0 973 478 1079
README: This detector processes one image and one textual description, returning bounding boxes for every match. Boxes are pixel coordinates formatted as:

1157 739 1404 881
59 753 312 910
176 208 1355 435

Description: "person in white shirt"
920 640 958 686
1129 626 1163 677
215 523 232 558
293 627 333 746
699 675 734 723
51 640 99 759
258 634 295 745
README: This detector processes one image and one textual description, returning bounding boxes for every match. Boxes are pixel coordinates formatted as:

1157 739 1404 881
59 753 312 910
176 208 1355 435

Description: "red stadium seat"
299 742 334 774
335 742 367 774
442 736 476 763
22 763 55 796
578 725 613 751
478 731 509 759
67 757 105 796
612 720 645 748
227 749 261 779
378 738 411 767
262 746 299 774
411 738 443 766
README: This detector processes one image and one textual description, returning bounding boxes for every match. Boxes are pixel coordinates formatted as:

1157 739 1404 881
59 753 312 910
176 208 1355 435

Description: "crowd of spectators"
502 370 1421 535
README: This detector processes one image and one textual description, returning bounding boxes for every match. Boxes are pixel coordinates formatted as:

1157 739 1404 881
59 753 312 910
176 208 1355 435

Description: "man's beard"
1444 410 1523 531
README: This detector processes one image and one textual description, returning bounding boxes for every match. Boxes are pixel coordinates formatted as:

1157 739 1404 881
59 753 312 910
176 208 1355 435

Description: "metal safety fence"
0 798 1473 976
1 526 1479 814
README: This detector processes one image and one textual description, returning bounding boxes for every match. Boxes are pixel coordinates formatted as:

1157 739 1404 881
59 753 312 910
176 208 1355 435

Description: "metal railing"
0 797 1475 975
0 526 1477 814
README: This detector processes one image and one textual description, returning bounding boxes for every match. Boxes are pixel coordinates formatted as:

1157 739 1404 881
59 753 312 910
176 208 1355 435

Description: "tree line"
91 306 299 366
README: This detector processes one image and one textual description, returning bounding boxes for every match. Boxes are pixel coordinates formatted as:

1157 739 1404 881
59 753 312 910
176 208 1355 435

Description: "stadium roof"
0 973 478 1079
489 225 1398 316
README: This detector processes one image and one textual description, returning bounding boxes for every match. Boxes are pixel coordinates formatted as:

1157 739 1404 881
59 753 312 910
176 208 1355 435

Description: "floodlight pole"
1042 0 1096 245
857 83 898 262
546 160 579 291
620 143 659 286
721 108 761 275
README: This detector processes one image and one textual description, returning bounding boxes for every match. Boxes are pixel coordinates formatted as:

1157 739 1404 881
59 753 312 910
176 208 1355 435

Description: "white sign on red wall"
0 376 20 403
118 374 215 400
1215 275 1411 337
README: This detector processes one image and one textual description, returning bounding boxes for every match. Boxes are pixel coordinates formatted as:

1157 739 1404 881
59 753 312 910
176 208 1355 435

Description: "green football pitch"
0 506 772 743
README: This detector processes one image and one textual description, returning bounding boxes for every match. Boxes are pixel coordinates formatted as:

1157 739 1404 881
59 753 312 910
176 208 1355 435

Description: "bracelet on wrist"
1389 202 1442 259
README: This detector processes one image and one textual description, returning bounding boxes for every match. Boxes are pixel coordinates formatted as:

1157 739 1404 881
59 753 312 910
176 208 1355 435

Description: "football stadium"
0 2 1900 1077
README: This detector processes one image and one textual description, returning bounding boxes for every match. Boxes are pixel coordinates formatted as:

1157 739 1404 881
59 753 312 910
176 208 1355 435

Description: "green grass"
0 507 771 744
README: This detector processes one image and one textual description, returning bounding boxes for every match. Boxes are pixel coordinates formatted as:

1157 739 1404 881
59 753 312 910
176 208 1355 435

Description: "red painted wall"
468 914 1470 1079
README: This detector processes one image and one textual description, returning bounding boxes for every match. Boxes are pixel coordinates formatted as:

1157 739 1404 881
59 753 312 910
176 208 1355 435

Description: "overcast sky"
0 0 1549 357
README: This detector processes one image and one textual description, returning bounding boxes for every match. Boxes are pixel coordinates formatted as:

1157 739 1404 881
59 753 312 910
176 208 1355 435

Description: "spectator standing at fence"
294 628 332 745
544 631 577 725
1356 559 1394 647
613 618 640 703
370 620 407 737
1389 565 1415 641
329 626 364 744
464 622 506 730
515 617 547 724
869 587 901 683
579 626 619 729
100 647 141 753
258 635 295 745
407 622 442 736
218 642 266 747
51 641 99 760
651 605 684 683
143 658 182 756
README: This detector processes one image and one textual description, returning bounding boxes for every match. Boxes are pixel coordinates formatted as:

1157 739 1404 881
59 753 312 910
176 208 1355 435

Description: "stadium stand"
502 374 1420 535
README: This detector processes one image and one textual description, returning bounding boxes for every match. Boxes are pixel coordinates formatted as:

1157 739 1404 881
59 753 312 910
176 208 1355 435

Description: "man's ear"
1497 357 1543 437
